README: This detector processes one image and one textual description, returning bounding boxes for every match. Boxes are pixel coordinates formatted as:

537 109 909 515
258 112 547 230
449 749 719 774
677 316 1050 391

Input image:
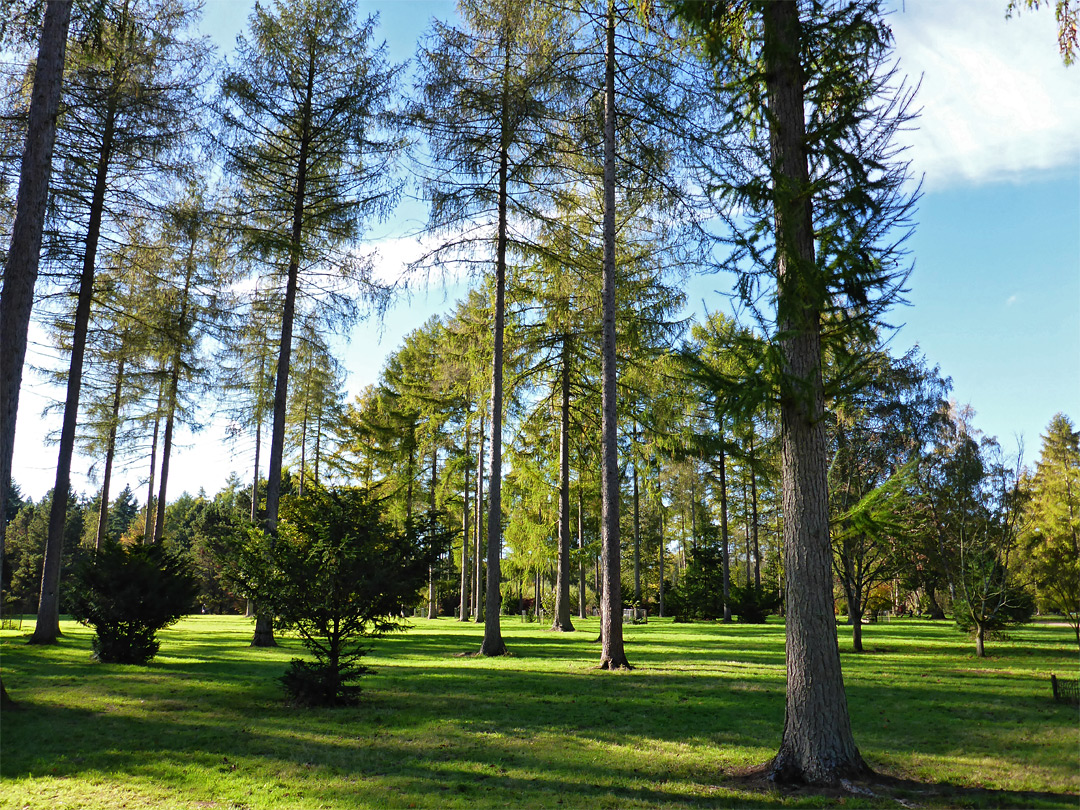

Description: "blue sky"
12 0 1080 500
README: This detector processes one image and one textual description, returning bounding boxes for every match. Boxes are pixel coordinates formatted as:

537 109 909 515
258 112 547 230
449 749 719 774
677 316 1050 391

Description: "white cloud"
1006 294 1018 306
889 0 1080 190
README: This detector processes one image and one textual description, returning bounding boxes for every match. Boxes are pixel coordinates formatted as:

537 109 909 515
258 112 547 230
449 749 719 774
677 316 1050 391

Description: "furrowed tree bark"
598 0 629 671
479 38 511 657
763 0 864 784
30 88 120 645
552 337 574 631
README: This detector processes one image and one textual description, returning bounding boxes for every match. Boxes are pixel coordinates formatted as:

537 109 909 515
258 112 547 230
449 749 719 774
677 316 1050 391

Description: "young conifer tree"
412 0 574 656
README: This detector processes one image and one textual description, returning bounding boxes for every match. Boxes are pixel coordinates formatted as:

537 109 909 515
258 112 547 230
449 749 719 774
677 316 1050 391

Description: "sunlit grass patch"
2 614 1077 808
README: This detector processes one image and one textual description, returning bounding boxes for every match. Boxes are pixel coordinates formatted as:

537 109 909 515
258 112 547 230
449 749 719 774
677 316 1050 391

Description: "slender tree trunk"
254 47 318 649
153 235 196 545
313 407 321 488
552 339 574 631
459 428 470 621
474 410 484 621
30 89 120 645
763 0 863 784
251 403 262 523
744 478 752 588
718 418 732 621
633 427 641 606
94 355 126 549
750 432 761 589
427 446 438 620
975 622 985 657
0 0 73 564
578 477 586 619
691 474 698 551
658 500 665 618
143 392 161 544
479 39 512 658
598 0 629 670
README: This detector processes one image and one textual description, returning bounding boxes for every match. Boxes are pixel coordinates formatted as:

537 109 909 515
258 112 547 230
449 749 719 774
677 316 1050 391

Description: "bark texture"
479 41 511 657
598 1 629 671
763 0 864 784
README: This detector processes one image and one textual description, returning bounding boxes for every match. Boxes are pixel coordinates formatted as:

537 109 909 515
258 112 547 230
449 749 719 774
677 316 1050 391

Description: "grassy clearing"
1 615 1077 809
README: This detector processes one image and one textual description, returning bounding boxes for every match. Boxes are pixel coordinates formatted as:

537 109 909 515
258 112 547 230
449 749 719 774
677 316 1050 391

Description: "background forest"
1 0 1077 668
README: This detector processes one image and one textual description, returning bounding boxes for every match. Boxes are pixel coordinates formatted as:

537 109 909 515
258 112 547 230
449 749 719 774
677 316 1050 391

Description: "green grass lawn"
1 615 1077 809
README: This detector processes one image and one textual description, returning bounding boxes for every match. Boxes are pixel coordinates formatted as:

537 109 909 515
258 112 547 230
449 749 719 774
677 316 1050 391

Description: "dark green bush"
666 547 727 621
69 542 198 664
237 486 444 707
728 584 781 623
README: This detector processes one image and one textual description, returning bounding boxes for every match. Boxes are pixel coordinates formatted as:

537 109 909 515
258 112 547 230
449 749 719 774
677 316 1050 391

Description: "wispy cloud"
1006 294 1019 307
890 0 1080 190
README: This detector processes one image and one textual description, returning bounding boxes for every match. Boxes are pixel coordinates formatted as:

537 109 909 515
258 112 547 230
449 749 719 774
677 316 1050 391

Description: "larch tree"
29 0 209 644
218 0 400 646
672 0 919 784
145 184 227 545
0 1 73 591
412 0 574 656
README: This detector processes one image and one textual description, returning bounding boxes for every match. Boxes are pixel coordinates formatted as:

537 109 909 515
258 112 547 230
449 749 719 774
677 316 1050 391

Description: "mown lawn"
1 615 1077 809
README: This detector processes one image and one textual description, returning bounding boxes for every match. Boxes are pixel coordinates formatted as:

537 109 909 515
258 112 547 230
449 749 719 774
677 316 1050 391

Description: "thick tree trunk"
459 429 470 621
718 419 732 621
479 40 511 657
30 89 120 645
598 1 629 670
975 622 985 658
0 0 73 558
552 340 575 631
763 0 864 784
